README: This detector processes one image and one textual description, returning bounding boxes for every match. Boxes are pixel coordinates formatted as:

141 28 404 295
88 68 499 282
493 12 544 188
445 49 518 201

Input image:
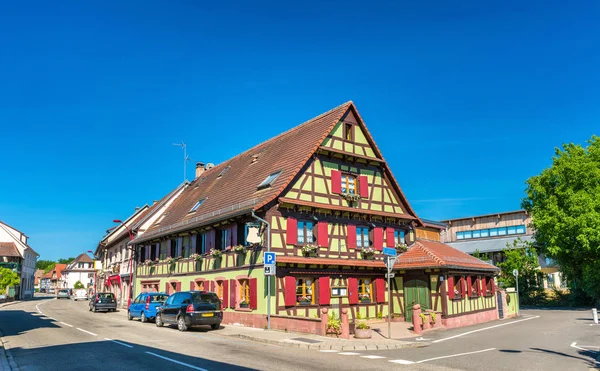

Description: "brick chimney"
195 162 205 179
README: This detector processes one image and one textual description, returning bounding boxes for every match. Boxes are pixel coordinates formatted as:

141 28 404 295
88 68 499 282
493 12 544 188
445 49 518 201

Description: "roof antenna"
172 141 189 181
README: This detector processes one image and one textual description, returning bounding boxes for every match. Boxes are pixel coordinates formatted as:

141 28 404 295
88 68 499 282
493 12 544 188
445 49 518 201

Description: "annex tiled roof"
398 239 499 272
278 255 387 268
0 242 21 258
72 253 94 263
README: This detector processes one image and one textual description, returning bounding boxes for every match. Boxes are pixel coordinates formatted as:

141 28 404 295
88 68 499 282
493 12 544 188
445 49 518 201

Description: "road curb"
0 329 20 371
226 333 428 351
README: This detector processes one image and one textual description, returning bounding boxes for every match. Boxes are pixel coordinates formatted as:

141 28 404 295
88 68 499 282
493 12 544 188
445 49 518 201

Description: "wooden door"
404 279 430 322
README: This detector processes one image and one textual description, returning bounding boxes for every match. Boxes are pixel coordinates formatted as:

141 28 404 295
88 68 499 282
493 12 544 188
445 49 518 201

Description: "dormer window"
189 199 205 213
257 171 282 190
344 123 353 141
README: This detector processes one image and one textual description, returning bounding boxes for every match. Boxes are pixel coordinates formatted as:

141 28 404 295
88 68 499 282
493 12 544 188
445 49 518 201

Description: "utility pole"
172 141 189 182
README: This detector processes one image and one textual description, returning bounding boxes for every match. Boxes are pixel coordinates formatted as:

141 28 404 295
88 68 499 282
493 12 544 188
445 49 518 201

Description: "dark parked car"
89 292 117 312
128 292 169 322
155 291 222 331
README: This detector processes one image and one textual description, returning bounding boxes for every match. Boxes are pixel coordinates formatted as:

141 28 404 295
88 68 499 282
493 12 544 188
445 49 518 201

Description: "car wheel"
211 324 220 330
155 313 163 327
141 312 147 323
177 316 188 332
127 311 133 321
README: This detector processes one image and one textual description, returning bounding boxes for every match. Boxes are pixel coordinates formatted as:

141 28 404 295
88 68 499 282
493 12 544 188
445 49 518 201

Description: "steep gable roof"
138 101 421 243
399 239 499 272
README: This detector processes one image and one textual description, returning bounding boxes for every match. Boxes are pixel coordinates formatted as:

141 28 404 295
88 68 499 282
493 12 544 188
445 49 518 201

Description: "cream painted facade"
0 221 38 299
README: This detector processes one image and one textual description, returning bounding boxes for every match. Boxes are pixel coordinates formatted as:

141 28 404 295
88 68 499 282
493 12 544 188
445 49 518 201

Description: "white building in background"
61 253 96 289
0 221 39 299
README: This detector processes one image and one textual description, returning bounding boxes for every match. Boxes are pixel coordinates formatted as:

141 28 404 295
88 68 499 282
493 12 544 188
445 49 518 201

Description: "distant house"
47 264 67 294
34 269 44 292
61 253 96 290
440 210 563 290
0 221 39 299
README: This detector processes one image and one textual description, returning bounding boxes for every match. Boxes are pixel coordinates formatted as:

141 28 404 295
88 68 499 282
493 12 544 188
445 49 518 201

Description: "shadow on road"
0 310 60 337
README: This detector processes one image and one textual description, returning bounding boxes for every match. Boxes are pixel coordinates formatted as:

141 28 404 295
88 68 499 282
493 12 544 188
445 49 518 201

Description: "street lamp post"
113 220 136 309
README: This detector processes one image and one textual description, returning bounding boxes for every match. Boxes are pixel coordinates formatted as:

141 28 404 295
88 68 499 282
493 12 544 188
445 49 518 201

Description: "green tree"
0 267 20 294
57 257 75 264
522 135 600 302
74 281 85 289
44 263 56 274
497 238 540 294
36 260 55 271
471 249 489 261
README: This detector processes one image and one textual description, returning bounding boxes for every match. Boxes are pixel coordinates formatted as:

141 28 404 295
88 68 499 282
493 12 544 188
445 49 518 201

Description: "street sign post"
512 269 519 316
264 265 276 276
383 252 398 339
264 252 276 265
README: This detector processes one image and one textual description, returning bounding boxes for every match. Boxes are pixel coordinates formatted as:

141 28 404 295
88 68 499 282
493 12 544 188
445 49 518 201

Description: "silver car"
57 289 70 299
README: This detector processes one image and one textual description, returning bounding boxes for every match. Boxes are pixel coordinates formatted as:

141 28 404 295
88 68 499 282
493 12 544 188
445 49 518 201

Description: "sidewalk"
215 322 427 351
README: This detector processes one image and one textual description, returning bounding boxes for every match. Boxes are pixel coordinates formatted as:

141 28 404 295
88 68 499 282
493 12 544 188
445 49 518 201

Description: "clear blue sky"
0 1 598 261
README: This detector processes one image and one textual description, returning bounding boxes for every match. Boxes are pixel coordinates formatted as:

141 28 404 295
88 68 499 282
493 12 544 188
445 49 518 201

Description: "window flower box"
297 296 312 305
343 193 361 202
166 257 176 265
395 243 408 253
190 253 203 262
239 301 249 309
301 244 318 257
360 247 375 260
233 245 246 254
359 294 371 303
209 249 222 258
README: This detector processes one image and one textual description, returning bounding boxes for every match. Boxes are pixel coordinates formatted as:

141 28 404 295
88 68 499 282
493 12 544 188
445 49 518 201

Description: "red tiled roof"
42 272 52 279
54 264 67 279
138 102 422 243
398 239 499 271
0 242 21 258
72 253 93 263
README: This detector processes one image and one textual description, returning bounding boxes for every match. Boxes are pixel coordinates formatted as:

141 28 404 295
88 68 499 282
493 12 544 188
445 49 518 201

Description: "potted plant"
297 296 312 305
395 243 408 253
326 312 342 337
360 247 375 260
301 244 318 257
233 245 246 254
419 312 431 330
358 293 371 303
147 260 155 267
190 253 202 262
239 300 249 309
343 193 361 202
209 248 222 258
354 320 372 339
166 257 176 265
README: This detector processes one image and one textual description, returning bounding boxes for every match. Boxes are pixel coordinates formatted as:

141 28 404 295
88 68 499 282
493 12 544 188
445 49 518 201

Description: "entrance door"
404 279 430 322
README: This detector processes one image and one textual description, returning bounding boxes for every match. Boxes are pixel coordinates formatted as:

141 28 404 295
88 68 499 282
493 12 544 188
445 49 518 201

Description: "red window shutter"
176 282 181 293
480 277 486 297
373 227 383 250
447 276 454 299
386 228 395 247
229 279 237 309
375 278 386 303
249 278 257 310
189 281 195 291
284 276 296 306
319 276 330 305
467 276 472 297
359 175 369 198
222 280 229 308
286 217 297 245
165 282 170 295
347 225 357 249
348 277 358 304
460 277 465 297
490 277 496 295
331 170 342 194
317 221 328 247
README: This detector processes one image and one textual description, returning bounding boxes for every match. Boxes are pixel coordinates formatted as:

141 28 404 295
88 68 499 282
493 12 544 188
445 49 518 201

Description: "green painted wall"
506 291 519 316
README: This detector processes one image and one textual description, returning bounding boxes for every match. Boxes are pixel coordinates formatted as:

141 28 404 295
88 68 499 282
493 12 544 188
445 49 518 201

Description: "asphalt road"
1 295 598 371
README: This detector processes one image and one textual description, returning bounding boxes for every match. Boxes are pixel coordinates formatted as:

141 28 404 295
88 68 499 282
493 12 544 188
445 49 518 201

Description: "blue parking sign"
264 252 276 265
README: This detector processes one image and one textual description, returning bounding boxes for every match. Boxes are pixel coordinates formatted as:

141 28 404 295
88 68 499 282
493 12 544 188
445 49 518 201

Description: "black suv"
155 291 222 331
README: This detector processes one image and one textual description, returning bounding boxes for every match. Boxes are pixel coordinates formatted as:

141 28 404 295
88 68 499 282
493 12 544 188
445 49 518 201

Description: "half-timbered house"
132 101 499 334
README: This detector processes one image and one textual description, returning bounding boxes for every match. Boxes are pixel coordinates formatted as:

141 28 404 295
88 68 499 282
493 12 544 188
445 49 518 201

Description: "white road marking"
415 348 496 364
432 316 540 343
360 355 386 359
76 328 97 336
415 337 431 341
319 350 339 353
389 359 415 365
145 351 208 371
104 338 134 348
60 322 73 327
338 352 360 355
48 317 57 321
571 342 599 353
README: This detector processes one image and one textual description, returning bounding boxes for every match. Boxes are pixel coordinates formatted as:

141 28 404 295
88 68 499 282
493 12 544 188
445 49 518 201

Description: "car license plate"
202 313 214 317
